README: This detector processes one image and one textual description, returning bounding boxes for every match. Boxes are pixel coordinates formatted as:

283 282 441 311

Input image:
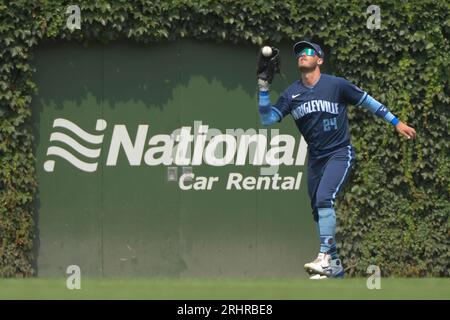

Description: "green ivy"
1 0 449 277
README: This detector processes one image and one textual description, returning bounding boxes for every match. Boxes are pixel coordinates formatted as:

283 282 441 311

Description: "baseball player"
256 40 416 279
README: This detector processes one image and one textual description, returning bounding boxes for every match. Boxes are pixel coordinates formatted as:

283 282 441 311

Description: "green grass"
0 278 448 300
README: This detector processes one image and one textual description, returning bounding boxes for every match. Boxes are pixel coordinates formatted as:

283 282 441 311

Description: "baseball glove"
256 47 281 84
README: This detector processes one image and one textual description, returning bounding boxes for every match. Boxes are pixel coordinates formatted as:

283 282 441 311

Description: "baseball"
262 46 272 57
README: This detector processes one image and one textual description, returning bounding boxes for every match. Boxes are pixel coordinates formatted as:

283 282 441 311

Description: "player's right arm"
257 79 283 126
256 47 289 126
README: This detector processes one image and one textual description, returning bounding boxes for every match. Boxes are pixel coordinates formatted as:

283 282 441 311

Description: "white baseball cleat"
304 252 330 275
328 258 345 278
309 274 328 280
305 253 345 278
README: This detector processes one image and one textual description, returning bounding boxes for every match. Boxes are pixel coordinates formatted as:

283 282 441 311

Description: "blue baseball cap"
293 40 324 59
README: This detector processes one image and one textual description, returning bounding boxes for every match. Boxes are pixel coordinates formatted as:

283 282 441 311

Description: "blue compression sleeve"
358 94 399 126
258 91 281 126
317 207 337 255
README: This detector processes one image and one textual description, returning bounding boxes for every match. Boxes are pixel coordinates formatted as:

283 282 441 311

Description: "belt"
308 140 351 158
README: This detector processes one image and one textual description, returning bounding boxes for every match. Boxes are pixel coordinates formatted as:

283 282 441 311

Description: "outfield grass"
0 278 449 300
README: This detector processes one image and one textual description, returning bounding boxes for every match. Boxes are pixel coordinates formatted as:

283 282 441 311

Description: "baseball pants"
307 144 356 222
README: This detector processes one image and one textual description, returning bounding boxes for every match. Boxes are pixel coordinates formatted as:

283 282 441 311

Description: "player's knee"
317 207 336 220
316 198 333 210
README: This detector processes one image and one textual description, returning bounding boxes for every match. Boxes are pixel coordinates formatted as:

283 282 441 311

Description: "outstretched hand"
395 121 416 140
256 47 281 84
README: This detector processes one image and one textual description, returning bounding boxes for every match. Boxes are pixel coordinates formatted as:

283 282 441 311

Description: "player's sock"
315 222 337 258
328 242 338 260
317 207 338 259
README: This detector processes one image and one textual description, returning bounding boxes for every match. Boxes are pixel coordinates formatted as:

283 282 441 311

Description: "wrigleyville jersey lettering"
273 73 365 153
291 100 339 120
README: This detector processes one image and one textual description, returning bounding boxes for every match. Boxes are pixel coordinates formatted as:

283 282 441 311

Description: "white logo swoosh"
46 146 98 172
49 132 101 158
292 94 301 99
53 118 105 144
44 118 107 172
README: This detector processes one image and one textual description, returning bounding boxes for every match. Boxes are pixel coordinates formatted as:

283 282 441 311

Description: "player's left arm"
357 94 416 139
341 78 417 139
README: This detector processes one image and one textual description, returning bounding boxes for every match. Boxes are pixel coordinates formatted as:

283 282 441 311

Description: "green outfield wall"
31 40 318 277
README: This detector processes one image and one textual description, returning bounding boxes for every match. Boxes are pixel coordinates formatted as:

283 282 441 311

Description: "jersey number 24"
323 117 338 132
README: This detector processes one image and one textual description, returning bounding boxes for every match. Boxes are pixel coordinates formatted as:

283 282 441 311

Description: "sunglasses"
296 48 317 58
